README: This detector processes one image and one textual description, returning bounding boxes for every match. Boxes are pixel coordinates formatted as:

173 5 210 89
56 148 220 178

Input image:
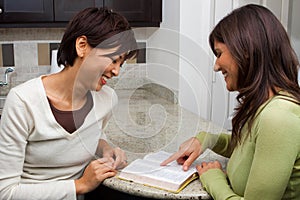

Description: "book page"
119 151 197 184
143 151 174 164
121 158 165 174
143 150 189 168
118 149 228 193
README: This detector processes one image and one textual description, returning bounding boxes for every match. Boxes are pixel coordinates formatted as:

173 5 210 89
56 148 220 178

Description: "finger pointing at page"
181 152 199 171
160 137 202 171
160 151 182 166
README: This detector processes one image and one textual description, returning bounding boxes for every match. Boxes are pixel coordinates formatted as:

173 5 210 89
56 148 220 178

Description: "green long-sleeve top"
196 93 300 200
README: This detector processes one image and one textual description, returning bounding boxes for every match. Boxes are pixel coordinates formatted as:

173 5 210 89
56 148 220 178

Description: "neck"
43 65 88 111
268 87 282 99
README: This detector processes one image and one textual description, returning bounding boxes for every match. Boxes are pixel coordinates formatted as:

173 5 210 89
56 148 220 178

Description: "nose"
112 65 120 77
214 63 221 72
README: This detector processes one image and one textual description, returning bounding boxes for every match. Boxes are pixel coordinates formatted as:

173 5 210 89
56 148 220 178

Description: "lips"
101 76 108 85
221 70 228 78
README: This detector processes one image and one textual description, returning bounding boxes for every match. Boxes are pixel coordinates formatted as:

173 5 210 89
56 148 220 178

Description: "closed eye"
214 48 222 58
108 55 125 67
111 59 124 68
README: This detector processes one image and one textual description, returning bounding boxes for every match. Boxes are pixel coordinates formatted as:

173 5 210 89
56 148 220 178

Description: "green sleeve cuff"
196 132 232 157
200 169 241 200
195 132 220 152
195 131 207 147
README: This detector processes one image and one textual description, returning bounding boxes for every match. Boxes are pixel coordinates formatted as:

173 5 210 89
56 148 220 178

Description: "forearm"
200 169 242 200
196 132 232 158
0 180 76 200
96 139 112 157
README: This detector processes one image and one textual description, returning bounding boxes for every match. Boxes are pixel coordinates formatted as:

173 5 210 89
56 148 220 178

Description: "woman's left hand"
99 139 127 170
103 146 128 170
196 161 223 176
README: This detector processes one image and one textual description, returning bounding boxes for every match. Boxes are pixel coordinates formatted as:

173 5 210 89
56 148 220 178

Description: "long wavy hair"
209 4 300 150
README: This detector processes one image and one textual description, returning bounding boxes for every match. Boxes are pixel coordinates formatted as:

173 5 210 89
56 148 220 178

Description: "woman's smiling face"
213 40 239 91
78 46 126 92
95 53 126 91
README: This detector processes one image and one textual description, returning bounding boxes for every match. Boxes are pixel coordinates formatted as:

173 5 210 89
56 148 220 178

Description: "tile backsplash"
0 28 147 96
1 44 14 66
37 43 60 66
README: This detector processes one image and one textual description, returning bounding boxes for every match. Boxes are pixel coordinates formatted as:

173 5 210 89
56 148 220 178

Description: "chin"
226 85 238 92
226 85 234 91
95 85 103 91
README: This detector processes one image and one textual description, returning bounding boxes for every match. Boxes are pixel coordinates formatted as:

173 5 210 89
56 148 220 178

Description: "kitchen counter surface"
103 87 230 199
103 149 227 199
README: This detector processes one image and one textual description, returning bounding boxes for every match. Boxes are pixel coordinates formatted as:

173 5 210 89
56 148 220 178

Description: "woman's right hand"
75 157 117 195
160 137 202 171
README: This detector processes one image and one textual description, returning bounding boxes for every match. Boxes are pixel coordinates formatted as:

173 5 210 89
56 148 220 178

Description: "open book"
117 151 199 193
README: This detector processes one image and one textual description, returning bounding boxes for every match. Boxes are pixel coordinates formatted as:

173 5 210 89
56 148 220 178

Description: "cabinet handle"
0 8 2 14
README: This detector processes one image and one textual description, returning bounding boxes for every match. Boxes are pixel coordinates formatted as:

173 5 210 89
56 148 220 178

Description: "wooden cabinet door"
54 0 103 22
0 0 53 22
0 0 161 27
104 0 151 22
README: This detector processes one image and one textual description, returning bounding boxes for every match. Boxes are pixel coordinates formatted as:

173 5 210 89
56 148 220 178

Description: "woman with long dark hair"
162 4 300 199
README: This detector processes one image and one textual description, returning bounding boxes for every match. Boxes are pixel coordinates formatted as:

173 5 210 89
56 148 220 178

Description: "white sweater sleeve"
0 89 77 200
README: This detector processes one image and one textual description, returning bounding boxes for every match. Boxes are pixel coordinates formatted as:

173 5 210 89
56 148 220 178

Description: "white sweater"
0 76 118 200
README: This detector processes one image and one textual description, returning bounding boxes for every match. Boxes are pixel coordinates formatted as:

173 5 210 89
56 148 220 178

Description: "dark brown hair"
57 7 138 67
209 4 300 149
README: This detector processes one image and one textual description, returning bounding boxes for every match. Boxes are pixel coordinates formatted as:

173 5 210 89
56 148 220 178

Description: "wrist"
97 139 112 156
75 179 88 195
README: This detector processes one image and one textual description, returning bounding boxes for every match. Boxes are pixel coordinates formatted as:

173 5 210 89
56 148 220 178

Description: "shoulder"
259 96 300 121
12 76 41 90
3 77 45 122
253 96 300 139
7 77 43 102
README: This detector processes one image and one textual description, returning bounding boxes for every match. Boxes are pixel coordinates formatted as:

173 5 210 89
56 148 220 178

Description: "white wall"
178 0 214 119
289 0 300 60
288 0 300 84
211 0 236 130
146 0 225 121
146 0 180 93
146 0 300 127
146 0 215 120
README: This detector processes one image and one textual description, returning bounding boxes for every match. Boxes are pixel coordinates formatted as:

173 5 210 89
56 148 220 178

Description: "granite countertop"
104 174 211 200
102 87 230 199
103 149 228 200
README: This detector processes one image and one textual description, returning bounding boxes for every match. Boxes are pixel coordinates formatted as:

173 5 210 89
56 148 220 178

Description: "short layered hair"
57 7 138 67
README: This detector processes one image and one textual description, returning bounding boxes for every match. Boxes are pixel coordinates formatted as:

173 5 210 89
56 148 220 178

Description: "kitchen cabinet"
55 0 161 26
104 0 162 27
0 0 162 27
54 0 103 22
0 0 53 22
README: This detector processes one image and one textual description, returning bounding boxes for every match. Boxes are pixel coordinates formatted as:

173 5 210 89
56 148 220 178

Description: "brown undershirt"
48 92 94 133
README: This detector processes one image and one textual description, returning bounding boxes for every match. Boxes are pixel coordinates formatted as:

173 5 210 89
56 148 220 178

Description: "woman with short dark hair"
162 4 300 199
0 7 137 200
